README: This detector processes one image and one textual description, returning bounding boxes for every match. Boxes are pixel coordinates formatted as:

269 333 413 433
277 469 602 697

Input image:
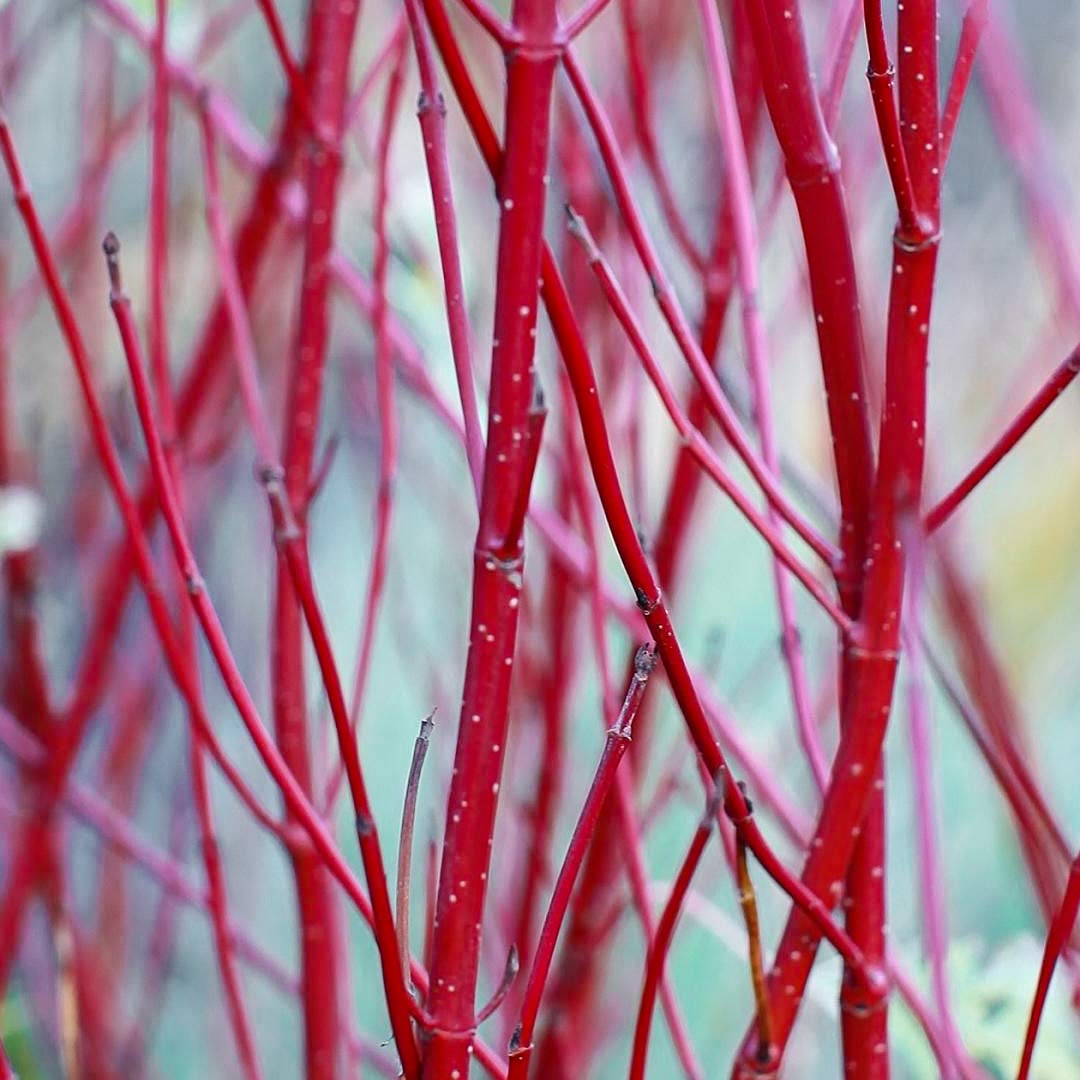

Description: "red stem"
903 547 970 1077
271 2 362 1073
420 0 561 1072
403 0 485 496
0 113 286 995
565 208 850 632
0 706 296 993
504 487 576 992
739 0 875 616
563 51 840 574
629 791 717 1080
451 0 515 45
104 236 421 1076
694 0 829 791
940 0 989 162
326 32 410 809
508 647 656 1079
146 6 261 1070
562 0 616 40
863 1 921 237
734 0 942 1069
557 392 703 1079
925 342 1080 532
326 264 984 1071
18 0 317 897
615 0 708 274
1017 855 1080 1080
528 65 756 1068
251 0 322 137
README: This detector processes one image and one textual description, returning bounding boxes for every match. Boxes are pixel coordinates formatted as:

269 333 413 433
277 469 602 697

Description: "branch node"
893 225 942 253
634 586 659 615
416 90 447 119
475 944 519 1023
633 642 657 678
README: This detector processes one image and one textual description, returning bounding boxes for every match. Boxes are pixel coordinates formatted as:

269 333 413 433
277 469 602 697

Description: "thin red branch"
330 31 410 808
271 2 362 1071
903 537 971 1078
629 789 717 1080
925 342 1080 532
739 0 875 618
555 392 704 1079
611 0 709 274
403 0 485 495
862 1 921 237
202 96 441 1074
508 647 655 1079
105 235 422 1076
563 51 841 575
1017 855 1080 1080
941 0 989 163
695 0 828 791
565 208 850 632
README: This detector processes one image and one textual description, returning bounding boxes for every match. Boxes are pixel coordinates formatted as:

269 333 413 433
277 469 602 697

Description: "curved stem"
509 648 655 1079
628 792 717 1080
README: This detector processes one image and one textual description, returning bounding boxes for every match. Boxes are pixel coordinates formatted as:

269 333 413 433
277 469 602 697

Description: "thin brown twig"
398 709 437 983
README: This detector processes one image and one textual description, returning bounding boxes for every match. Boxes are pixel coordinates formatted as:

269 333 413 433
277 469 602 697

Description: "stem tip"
102 231 123 293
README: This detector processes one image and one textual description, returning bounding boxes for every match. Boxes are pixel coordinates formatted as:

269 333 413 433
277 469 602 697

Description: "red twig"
251 0 322 137
564 207 850 632
925 342 1080 532
145 6 261 1071
103 235 420 1075
739 0 875 619
344 30 410 753
555 393 704 1079
0 111 282 998
903 529 971 1077
508 647 656 1079
941 0 989 162
562 0 617 40
629 786 718 1080
695 0 828 791
863 0 921 238
733 0 942 1069
563 51 841 576
270 2 362 1071
451 0 516 45
199 98 429 1074
526 45 756 1067
6 0 1077 1072
1017 855 1080 1080
0 708 295 996
403 0 485 495
612 0 708 274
